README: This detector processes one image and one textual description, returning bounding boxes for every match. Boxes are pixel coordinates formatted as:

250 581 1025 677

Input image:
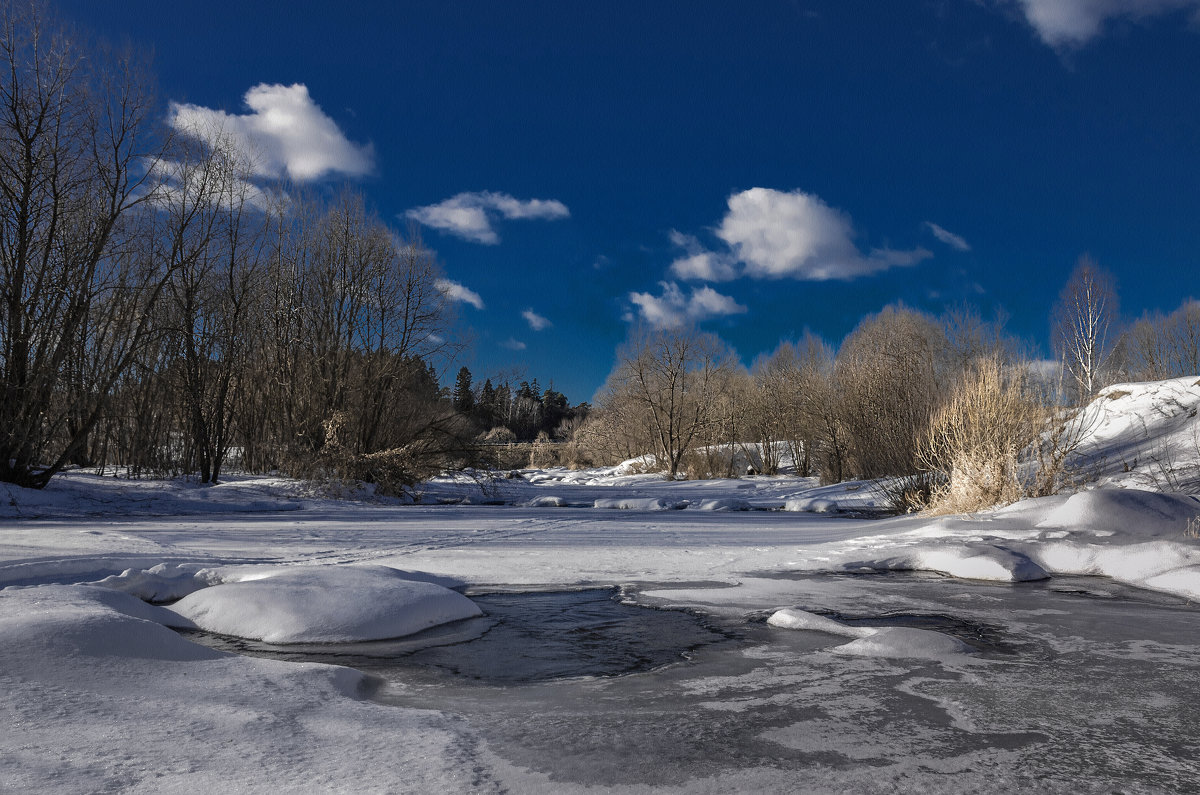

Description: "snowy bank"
0 582 479 792
166 565 482 643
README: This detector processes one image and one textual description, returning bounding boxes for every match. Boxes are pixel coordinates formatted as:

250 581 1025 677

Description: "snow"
1064 376 1200 491
593 496 682 510
2 376 1200 791
842 542 1050 582
1035 488 1200 538
768 608 974 661
166 565 482 643
0 583 480 793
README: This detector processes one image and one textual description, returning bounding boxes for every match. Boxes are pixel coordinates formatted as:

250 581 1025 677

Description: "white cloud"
628 282 747 329
925 222 971 252
406 191 570 244
522 308 552 331
1012 0 1200 47
500 337 527 351
168 84 373 181
667 230 738 282
714 188 930 281
145 158 279 214
435 278 484 309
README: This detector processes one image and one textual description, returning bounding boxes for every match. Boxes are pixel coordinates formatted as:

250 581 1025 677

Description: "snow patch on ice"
594 497 683 511
525 495 568 507
166 565 481 643
693 498 752 511
767 608 973 661
784 497 840 513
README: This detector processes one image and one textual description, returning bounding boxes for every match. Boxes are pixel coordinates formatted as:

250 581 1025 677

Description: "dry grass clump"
920 356 1043 514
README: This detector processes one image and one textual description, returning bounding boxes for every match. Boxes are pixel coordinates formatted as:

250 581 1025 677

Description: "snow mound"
1035 488 1200 539
843 543 1048 582
594 497 682 511
693 498 751 511
767 608 972 661
167 565 482 643
784 497 839 513
525 495 568 507
0 584 212 662
612 455 661 476
1141 564 1200 601
94 562 223 602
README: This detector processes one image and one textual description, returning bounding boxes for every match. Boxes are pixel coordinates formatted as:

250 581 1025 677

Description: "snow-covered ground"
3 377 1200 793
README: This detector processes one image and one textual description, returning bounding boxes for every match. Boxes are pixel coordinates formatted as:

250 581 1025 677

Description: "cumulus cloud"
522 308 552 331
435 278 484 309
168 83 373 181
1012 0 1200 47
406 191 570 244
500 338 527 351
925 222 971 252
145 157 278 214
667 230 738 282
628 282 747 329
714 188 930 281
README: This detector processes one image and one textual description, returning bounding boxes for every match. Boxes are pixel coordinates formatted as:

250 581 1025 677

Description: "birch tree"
1052 256 1119 403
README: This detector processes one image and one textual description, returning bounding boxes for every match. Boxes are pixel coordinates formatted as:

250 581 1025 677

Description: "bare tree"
0 2 166 487
156 125 265 483
601 326 735 479
1124 299 1200 381
1052 256 1119 403
836 305 948 482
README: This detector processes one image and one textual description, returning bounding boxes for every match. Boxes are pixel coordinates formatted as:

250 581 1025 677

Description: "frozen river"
185 572 1200 793
4 469 1200 793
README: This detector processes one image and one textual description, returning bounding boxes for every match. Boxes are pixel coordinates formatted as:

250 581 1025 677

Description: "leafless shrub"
597 326 736 479
309 409 479 497
920 356 1043 513
528 431 560 468
1123 299 1200 381
836 305 949 482
878 472 946 514
1027 400 1105 497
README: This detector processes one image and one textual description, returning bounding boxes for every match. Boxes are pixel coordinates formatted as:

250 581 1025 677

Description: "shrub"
920 356 1042 513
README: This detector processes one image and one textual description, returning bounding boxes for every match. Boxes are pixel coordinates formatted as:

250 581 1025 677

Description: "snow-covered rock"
166 565 481 643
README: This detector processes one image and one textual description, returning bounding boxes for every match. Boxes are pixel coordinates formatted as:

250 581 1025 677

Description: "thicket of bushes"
0 4 475 493
571 281 1198 513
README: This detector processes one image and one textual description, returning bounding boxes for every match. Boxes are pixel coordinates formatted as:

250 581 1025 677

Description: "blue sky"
62 1 1200 403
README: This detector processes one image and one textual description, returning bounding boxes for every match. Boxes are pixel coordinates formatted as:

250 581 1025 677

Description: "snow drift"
166 565 482 643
